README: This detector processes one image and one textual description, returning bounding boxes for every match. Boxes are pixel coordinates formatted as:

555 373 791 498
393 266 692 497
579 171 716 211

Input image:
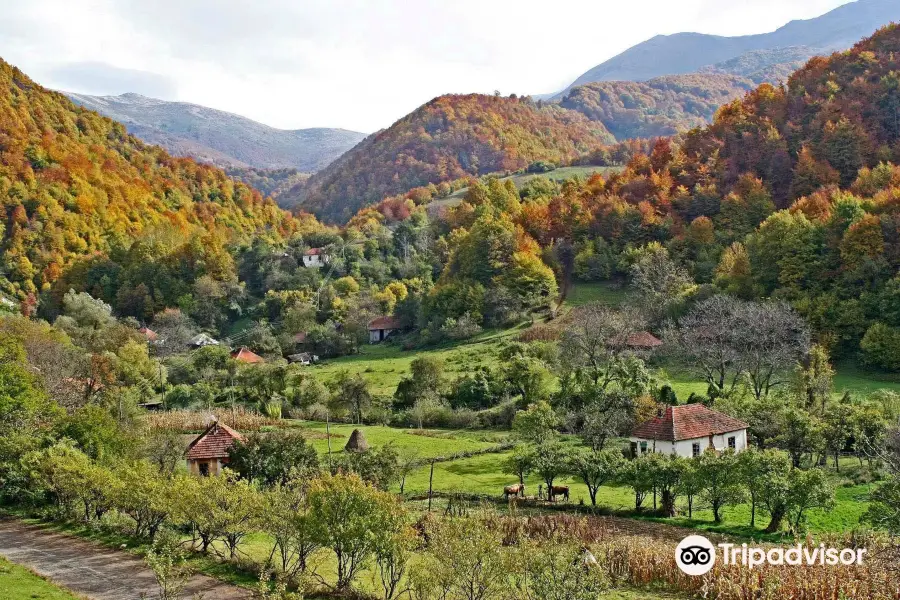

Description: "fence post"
428 460 435 512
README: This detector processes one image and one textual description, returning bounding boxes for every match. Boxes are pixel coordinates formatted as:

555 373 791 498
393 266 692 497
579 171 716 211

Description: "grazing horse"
549 485 570 502
504 483 525 500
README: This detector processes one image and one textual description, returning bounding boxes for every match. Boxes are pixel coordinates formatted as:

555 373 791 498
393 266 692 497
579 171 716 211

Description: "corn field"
500 514 900 600
142 408 279 432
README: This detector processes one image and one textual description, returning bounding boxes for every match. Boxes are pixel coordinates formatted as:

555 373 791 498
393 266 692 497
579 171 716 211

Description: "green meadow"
0 557 79 600
289 421 875 540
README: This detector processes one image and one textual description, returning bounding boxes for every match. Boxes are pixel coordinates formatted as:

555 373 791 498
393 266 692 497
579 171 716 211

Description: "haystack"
344 428 369 453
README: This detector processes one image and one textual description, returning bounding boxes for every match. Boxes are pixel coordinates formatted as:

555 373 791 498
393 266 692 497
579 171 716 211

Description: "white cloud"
0 0 852 132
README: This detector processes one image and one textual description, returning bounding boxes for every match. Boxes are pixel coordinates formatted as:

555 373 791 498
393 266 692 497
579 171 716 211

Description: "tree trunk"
661 490 676 517
765 506 786 533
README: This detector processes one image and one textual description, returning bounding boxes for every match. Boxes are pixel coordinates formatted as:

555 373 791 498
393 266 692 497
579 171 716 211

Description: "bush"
861 322 900 371
441 313 483 341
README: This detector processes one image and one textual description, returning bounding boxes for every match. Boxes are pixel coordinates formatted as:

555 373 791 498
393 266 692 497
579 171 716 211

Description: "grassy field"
0 557 80 600
298 422 508 456
306 326 522 396
428 166 621 213
289 421 876 540
565 281 628 308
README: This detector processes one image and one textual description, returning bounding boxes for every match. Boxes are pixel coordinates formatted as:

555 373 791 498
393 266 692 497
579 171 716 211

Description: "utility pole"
326 412 333 456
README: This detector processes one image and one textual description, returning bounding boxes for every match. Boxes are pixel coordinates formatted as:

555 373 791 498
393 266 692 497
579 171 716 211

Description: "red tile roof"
625 331 663 348
368 316 402 331
304 247 326 256
185 422 245 461
138 327 159 341
231 347 264 364
631 404 747 442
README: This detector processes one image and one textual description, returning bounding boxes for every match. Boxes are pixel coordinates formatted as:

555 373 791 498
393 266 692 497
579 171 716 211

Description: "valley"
2 2 900 600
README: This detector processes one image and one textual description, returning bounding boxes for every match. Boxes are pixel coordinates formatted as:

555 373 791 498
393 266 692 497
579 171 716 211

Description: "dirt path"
0 518 252 600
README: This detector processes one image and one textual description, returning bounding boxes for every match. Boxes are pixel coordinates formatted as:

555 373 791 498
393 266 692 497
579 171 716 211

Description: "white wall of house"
303 254 329 268
629 429 748 458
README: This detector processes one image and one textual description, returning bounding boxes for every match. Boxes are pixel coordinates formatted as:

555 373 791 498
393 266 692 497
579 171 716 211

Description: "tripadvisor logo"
676 535 717 575
675 535 867 575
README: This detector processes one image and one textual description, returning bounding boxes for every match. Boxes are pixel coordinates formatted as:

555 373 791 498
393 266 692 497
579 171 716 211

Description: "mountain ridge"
65 92 366 172
556 0 900 96
289 93 615 222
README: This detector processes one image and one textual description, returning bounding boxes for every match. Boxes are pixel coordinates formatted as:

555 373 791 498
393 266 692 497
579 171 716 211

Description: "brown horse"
504 483 525 500
549 485 569 502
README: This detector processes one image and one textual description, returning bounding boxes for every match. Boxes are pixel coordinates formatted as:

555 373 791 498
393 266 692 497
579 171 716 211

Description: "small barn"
231 347 265 365
368 316 402 344
185 421 244 476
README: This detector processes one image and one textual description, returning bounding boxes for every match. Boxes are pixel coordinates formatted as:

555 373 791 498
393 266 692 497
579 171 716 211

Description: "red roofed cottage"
231 347 265 365
629 404 748 459
185 421 244 476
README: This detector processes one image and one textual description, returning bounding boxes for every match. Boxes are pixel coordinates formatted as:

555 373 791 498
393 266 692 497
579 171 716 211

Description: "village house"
624 331 663 350
368 316 402 343
138 327 159 343
288 352 318 365
629 404 749 459
185 421 244 476
302 247 330 268
189 333 220 348
231 346 265 364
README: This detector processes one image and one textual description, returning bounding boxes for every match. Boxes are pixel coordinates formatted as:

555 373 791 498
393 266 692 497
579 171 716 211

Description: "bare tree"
559 304 646 390
735 301 810 400
664 296 810 399
662 295 745 397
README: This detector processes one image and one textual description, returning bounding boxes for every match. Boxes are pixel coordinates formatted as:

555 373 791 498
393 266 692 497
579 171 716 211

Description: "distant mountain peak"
66 92 366 172
555 0 900 96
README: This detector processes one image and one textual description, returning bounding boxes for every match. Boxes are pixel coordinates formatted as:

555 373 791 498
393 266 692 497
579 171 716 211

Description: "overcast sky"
1 0 851 132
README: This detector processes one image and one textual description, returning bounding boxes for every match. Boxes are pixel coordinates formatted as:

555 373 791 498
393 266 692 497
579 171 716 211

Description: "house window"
198 461 209 476
692 443 701 457
640 441 648 455
728 436 736 450
630 441 638 458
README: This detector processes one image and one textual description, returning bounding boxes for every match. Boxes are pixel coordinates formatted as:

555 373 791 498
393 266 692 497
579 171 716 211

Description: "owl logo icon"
675 535 716 576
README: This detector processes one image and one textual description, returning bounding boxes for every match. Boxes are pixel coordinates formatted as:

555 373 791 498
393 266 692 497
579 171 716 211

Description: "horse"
549 485 569 502
504 483 525 500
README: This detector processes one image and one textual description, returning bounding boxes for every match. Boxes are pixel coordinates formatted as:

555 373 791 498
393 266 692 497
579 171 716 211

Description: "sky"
0 0 852 133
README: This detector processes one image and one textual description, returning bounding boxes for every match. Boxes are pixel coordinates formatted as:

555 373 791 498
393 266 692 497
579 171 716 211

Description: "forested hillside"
0 58 297 313
290 94 615 221
559 73 756 140
504 24 900 365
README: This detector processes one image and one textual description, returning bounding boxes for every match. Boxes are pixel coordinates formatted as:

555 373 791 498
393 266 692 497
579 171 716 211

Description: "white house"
629 404 749 459
367 316 402 343
302 248 330 268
